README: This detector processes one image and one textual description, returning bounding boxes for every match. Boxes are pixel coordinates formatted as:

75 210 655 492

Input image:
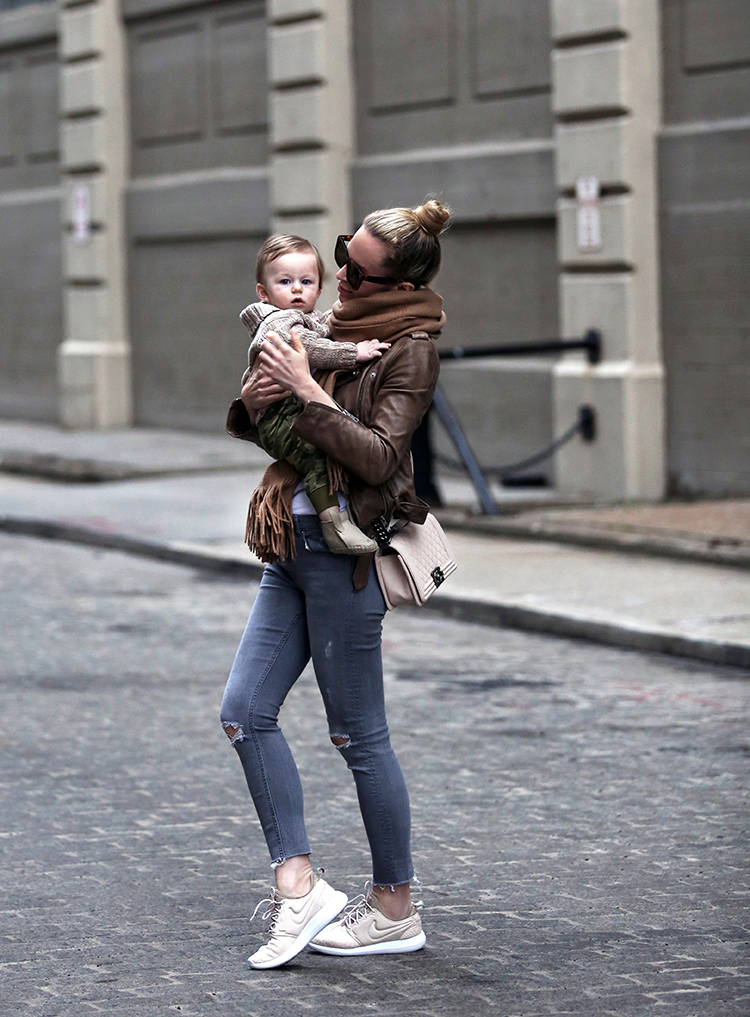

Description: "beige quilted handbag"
373 512 457 611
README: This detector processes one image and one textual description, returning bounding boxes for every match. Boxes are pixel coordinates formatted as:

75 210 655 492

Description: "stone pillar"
267 0 355 309
551 0 665 500
58 0 131 428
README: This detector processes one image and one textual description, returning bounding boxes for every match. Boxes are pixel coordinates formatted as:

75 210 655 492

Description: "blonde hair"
362 198 451 287
255 234 325 287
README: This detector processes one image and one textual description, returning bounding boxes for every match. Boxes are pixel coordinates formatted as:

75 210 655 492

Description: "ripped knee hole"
330 734 351 749
222 722 245 745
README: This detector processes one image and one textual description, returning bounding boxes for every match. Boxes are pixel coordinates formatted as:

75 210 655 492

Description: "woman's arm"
227 342 290 440
230 327 335 439
292 338 439 486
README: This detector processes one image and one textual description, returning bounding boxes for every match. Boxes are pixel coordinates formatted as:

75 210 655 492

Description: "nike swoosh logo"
286 905 315 929
285 894 330 930
368 919 413 941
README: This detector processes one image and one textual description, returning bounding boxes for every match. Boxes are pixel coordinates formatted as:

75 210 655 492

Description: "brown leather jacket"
226 330 439 532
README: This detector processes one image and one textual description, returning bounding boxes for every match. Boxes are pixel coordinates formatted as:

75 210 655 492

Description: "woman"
221 199 450 969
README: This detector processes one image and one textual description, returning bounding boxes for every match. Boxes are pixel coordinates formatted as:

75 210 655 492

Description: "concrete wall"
0 1 54 11
350 0 559 476
659 0 750 495
127 172 268 430
123 0 269 430
550 0 665 501
0 1 61 420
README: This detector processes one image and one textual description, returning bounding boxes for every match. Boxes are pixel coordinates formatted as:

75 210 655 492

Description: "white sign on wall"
72 184 91 243
576 175 602 253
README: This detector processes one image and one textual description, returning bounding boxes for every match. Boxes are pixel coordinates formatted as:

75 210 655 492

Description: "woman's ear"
397 281 415 292
256 282 269 302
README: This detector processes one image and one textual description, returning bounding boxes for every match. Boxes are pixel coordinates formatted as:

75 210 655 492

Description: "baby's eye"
302 278 315 285
278 278 291 285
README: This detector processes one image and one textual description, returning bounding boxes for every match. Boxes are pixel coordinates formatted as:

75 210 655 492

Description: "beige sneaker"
248 873 347 969
309 882 426 956
319 507 378 555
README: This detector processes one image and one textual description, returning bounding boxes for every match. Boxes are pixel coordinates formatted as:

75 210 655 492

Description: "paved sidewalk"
438 499 750 570
1 420 749 668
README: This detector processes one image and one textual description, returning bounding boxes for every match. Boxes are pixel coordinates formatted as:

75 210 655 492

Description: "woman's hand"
240 364 288 425
257 330 337 409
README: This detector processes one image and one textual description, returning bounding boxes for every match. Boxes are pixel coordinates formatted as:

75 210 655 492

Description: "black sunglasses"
334 235 400 290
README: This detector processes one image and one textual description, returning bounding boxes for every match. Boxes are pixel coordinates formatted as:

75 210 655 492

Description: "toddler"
240 234 388 554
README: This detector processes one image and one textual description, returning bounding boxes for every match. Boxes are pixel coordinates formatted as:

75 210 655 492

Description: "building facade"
0 0 748 499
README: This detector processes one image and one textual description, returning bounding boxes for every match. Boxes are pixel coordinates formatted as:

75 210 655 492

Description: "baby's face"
257 252 321 314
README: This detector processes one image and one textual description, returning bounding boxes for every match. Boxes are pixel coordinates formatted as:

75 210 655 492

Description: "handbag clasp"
431 566 446 588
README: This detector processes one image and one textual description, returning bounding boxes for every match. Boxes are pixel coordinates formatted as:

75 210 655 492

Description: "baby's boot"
319 507 378 555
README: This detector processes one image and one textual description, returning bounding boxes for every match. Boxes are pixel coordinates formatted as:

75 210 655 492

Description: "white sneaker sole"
309 930 426 956
248 890 348 970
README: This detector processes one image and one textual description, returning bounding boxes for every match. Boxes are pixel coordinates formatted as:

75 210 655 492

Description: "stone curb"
3 515 749 671
0 452 255 484
437 513 750 571
423 596 750 671
0 516 263 578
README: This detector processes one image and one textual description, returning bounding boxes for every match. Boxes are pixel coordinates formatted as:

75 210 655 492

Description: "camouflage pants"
257 396 334 507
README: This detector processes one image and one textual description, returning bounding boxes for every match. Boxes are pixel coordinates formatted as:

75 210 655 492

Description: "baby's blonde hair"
255 234 325 287
362 198 451 287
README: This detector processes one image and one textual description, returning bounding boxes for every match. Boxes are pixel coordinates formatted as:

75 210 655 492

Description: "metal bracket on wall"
438 329 602 366
431 383 498 515
431 331 603 514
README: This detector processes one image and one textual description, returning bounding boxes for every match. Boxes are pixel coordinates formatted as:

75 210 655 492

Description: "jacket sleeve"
291 338 439 486
226 397 261 445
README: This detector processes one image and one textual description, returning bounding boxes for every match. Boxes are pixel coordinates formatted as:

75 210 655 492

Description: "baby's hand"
355 339 391 363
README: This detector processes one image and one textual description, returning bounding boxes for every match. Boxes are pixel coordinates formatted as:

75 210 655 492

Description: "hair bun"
412 198 451 237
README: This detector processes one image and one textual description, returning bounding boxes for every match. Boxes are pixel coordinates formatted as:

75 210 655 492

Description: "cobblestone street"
2 533 748 1016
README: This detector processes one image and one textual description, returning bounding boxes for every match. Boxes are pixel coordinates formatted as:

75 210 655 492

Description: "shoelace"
249 868 324 933
250 892 282 934
340 879 425 927
341 881 376 928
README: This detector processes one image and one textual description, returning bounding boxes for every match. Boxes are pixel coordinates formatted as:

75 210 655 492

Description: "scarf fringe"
244 458 349 562
326 455 348 497
245 462 298 563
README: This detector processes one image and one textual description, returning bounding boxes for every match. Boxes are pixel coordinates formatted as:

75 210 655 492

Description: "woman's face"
336 227 399 303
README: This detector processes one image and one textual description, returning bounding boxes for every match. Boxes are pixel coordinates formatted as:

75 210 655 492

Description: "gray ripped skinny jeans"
220 514 414 886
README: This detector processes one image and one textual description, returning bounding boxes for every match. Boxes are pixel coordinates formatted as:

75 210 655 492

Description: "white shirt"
291 483 348 515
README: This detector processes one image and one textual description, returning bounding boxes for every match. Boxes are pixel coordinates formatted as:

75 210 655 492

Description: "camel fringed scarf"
245 461 299 563
245 455 348 563
244 287 445 563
